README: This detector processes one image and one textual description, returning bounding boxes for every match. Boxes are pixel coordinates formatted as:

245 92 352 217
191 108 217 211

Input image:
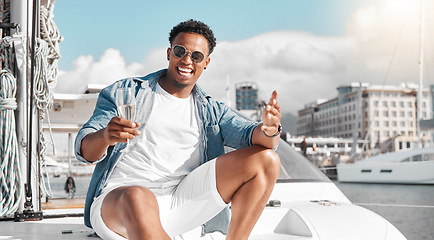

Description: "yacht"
1 138 407 239
337 148 434 184
0 0 407 239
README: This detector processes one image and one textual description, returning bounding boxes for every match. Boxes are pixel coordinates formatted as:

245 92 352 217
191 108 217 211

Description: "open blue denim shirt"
75 69 258 234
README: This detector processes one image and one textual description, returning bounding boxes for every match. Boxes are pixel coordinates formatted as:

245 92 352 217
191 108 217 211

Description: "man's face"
166 32 211 89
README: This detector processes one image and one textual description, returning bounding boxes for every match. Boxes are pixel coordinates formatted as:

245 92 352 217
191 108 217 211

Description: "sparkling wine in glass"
116 88 136 151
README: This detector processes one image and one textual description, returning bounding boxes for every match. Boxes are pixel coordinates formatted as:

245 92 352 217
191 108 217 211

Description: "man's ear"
204 57 211 69
167 47 171 60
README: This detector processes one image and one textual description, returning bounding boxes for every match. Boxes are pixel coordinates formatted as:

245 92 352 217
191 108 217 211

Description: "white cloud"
54 0 433 116
54 48 147 93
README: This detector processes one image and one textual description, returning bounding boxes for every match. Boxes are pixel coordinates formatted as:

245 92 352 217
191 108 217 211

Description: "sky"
51 0 434 124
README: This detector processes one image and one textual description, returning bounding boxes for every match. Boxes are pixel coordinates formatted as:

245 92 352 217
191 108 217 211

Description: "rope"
0 66 22 217
36 2 63 199
0 0 62 214
39 3 62 88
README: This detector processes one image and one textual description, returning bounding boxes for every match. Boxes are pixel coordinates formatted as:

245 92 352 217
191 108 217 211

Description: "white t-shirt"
104 82 200 195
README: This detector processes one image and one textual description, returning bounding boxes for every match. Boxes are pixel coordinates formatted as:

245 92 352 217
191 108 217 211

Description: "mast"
10 0 43 221
417 0 425 148
10 0 28 215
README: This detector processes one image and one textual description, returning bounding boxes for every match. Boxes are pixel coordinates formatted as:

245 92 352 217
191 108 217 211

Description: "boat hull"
337 161 434 184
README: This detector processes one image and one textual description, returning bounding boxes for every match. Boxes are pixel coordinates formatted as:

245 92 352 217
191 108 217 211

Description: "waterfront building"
296 83 433 152
235 82 262 121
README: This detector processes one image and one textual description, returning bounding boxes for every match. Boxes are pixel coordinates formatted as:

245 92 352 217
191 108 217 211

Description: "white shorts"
90 159 227 239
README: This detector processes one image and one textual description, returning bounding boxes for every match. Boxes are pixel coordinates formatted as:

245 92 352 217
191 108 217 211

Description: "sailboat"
337 0 434 185
1 0 407 239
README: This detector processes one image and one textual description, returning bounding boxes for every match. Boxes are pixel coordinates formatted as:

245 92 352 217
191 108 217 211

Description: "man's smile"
177 66 194 77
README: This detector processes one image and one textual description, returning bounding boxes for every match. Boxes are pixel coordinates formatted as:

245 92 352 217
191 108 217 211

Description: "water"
42 175 91 199
44 176 434 240
334 181 434 240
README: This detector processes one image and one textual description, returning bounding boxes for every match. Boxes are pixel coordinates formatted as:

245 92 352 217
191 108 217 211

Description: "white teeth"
179 71 191 77
177 67 193 77
178 67 192 73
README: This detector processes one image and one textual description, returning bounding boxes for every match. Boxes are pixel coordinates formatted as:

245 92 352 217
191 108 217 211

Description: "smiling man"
75 19 282 240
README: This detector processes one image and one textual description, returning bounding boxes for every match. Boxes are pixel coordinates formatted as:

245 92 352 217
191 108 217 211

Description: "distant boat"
338 0 434 185
337 148 434 184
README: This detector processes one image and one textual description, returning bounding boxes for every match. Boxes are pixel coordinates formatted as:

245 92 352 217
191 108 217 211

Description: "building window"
400 111 405 117
383 111 388 117
400 101 404 107
391 101 396 107
408 111 413 117
384 121 389 127
408 102 412 107
392 111 397 117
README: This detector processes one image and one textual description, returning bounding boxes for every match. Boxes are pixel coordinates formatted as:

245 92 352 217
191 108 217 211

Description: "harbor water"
44 176 434 240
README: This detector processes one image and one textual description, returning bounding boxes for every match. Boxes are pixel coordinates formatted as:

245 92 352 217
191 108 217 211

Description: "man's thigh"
215 145 275 203
165 159 227 236
99 186 161 238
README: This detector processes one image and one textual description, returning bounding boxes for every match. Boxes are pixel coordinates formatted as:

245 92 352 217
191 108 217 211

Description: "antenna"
417 0 425 148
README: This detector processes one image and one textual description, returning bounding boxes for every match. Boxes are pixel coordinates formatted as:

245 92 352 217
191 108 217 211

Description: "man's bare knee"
120 186 157 211
258 149 280 181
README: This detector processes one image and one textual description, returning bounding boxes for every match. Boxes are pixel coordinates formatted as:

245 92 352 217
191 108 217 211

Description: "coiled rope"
0 0 62 212
0 38 22 217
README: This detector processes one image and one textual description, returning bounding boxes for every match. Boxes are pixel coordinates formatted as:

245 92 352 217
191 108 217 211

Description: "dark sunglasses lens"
191 52 204 63
173 45 186 58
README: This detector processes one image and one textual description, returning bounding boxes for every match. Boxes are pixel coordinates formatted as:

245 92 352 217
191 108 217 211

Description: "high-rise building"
236 82 258 110
235 82 262 121
296 83 432 151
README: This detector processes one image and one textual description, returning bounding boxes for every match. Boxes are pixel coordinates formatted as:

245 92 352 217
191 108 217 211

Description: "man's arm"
81 117 141 162
251 90 281 149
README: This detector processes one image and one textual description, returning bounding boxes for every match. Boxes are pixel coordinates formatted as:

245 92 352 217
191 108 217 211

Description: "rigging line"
360 10 411 154
424 4 434 86
355 202 434 209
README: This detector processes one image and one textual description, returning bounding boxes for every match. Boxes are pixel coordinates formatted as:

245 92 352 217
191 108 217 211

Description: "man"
75 19 281 240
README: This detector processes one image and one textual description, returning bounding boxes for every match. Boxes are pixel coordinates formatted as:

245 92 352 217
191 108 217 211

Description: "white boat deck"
0 210 93 240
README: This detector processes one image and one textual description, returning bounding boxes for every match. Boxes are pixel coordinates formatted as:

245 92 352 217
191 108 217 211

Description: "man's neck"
158 75 194 98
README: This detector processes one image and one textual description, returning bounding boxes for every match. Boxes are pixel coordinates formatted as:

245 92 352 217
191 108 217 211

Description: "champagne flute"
116 87 136 151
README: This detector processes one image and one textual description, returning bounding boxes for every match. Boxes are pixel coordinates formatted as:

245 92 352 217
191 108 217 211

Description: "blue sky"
52 0 433 117
54 0 378 70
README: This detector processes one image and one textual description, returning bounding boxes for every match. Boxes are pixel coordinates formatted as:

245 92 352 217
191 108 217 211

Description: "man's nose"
181 51 194 63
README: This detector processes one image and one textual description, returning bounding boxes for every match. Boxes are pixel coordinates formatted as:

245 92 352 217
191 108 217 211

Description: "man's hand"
80 116 141 162
103 116 141 146
261 90 281 137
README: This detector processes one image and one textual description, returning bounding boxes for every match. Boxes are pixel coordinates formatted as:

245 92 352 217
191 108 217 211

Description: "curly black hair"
169 19 217 55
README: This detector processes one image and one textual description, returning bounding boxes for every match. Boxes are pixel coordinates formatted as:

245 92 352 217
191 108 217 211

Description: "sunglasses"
171 45 205 63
